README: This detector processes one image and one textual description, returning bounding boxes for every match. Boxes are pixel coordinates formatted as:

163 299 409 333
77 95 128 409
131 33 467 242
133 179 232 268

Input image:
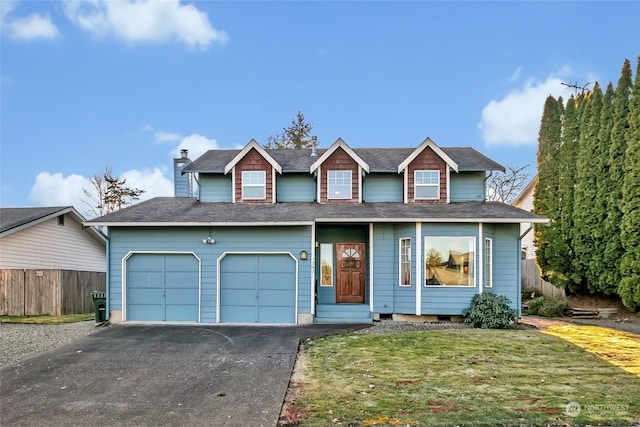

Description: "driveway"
0 324 364 426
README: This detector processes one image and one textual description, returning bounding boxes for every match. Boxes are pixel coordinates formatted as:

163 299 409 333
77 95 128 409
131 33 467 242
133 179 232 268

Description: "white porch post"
369 223 374 311
478 223 483 294
311 224 316 315
415 222 422 315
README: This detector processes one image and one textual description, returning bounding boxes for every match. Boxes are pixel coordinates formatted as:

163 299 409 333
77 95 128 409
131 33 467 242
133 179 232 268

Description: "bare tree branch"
486 164 530 203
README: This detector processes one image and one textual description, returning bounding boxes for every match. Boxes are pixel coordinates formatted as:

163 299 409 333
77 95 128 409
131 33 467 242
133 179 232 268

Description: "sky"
1 1 639 218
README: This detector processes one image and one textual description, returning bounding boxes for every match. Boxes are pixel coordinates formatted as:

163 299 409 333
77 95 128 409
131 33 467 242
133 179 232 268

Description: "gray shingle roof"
86 198 546 225
184 147 505 174
0 206 71 234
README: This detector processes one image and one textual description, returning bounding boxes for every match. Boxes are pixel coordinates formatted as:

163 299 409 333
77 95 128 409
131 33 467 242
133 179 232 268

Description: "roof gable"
0 206 106 243
309 138 370 173
224 139 282 174
513 176 537 207
183 141 504 174
398 137 458 173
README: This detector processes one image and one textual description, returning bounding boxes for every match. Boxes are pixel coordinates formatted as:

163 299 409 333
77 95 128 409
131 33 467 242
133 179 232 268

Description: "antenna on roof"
310 136 318 157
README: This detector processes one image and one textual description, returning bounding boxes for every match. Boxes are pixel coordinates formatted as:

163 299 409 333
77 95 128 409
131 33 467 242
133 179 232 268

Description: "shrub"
527 296 569 317
462 293 517 329
521 287 544 300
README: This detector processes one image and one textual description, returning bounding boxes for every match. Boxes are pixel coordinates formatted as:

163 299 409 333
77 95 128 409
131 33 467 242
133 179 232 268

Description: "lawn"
290 328 640 426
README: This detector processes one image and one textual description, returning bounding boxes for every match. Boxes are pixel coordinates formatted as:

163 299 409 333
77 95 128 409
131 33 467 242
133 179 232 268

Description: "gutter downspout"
105 231 110 321
517 223 534 318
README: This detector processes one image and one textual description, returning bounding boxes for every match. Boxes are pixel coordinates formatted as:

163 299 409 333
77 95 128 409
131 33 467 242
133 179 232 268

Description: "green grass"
0 313 95 324
293 329 640 426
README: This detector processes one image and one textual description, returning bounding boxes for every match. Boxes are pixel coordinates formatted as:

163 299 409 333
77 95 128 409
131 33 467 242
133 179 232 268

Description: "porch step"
314 304 372 324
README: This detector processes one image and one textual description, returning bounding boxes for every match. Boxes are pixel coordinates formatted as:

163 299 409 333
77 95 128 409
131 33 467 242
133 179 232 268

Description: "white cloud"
29 168 173 216
64 0 228 48
155 131 182 143
121 167 173 200
173 133 219 161
29 172 90 208
509 66 522 83
478 68 570 146
1 0 61 41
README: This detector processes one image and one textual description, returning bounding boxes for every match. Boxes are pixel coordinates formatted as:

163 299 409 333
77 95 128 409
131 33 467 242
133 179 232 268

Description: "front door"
336 243 365 303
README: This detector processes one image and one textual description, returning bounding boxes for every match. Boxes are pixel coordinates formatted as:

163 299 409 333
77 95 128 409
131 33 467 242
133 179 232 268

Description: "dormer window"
242 171 266 200
415 170 439 200
327 170 352 199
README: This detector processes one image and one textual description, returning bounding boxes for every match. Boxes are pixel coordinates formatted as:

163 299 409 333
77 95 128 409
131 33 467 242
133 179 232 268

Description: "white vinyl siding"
0 215 106 271
415 170 439 200
242 171 266 200
327 170 352 199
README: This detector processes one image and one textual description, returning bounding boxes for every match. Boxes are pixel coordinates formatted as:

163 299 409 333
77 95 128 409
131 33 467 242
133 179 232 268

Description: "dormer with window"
224 139 282 204
398 138 458 204
310 138 369 204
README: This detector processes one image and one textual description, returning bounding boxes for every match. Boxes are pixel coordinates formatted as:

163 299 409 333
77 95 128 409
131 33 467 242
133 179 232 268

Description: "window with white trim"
484 238 492 288
414 170 439 200
425 236 475 287
399 238 411 286
328 170 352 199
320 244 334 287
242 171 266 200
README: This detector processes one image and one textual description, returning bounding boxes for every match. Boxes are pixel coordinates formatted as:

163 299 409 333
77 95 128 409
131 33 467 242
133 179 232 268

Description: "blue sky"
1 1 638 217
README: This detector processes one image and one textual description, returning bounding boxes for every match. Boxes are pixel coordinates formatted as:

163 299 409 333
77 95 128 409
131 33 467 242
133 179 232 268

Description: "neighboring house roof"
85 197 547 226
184 145 505 174
0 206 106 243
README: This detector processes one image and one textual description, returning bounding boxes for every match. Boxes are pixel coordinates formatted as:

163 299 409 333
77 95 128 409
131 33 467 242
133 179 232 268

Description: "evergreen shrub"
462 293 517 329
527 296 569 317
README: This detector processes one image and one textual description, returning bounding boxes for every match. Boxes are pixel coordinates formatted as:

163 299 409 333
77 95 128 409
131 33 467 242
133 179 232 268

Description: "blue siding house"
87 137 546 324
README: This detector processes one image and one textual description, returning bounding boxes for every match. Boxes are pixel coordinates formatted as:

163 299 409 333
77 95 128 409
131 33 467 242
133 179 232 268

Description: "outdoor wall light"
202 236 216 244
300 250 308 260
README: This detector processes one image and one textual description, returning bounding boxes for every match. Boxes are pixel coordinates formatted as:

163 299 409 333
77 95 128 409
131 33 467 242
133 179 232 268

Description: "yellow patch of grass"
543 325 640 376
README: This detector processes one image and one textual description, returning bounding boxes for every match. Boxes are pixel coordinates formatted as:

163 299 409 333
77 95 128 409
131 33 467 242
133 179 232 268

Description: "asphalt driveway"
0 324 364 426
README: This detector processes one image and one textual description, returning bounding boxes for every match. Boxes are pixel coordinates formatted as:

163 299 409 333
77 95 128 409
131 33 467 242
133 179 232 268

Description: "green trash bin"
92 291 107 323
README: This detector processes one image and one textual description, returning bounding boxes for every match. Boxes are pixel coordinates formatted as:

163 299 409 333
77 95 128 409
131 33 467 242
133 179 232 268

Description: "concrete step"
315 304 372 323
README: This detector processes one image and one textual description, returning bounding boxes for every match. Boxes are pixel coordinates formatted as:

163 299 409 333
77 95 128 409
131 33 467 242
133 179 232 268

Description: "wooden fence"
521 259 566 298
0 269 106 316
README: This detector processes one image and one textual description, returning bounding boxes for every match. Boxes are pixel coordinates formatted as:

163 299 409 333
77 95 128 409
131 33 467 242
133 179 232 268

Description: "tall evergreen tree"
534 96 564 284
593 83 616 293
265 111 314 149
601 59 633 292
619 57 640 311
554 95 582 291
572 85 604 292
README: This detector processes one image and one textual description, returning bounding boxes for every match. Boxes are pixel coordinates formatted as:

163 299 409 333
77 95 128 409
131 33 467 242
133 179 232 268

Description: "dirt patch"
278 345 309 426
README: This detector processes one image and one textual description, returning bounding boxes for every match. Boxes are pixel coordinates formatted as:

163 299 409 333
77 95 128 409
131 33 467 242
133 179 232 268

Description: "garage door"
126 254 199 322
220 254 296 323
